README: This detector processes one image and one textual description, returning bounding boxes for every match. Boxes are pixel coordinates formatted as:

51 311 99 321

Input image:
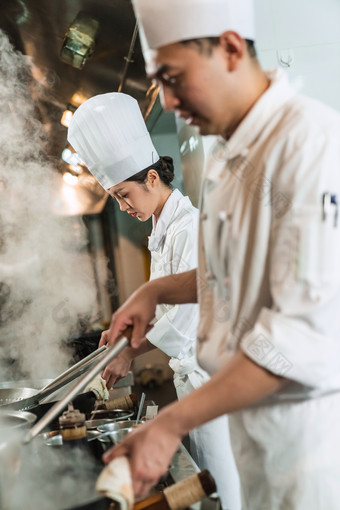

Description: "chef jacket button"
241 147 249 157
200 212 208 221
218 211 227 222
224 277 231 286
197 333 207 343
205 271 215 281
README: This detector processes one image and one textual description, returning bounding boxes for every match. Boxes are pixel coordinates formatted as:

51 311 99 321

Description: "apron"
230 392 340 510
170 354 241 510
146 190 241 510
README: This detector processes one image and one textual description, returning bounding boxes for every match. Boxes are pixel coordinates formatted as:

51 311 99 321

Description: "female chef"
68 92 241 510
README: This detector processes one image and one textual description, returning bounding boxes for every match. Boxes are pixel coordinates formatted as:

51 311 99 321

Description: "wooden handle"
133 470 217 510
104 393 138 411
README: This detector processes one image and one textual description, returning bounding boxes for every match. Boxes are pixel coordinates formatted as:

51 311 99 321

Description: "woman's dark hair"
125 156 175 188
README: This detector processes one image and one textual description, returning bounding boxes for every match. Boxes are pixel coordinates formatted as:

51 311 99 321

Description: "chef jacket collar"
148 188 183 251
220 69 295 160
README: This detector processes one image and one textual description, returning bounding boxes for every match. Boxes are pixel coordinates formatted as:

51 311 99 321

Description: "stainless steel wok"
0 409 36 430
0 379 53 390
0 345 108 410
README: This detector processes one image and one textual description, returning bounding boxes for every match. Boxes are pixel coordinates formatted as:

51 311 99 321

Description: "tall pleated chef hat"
132 0 256 52
67 92 159 190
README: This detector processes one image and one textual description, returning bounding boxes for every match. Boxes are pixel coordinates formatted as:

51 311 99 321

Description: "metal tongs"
2 345 109 411
24 327 132 443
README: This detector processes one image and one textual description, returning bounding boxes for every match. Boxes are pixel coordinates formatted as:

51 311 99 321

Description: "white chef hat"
67 92 159 190
132 0 255 52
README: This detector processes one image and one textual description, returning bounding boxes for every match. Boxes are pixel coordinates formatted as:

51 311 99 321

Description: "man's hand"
104 270 197 348
106 282 158 348
102 351 286 497
102 410 182 497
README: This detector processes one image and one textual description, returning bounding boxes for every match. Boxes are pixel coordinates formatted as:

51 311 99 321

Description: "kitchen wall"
180 0 340 198
256 0 340 111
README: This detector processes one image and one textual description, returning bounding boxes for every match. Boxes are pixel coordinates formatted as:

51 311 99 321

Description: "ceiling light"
63 172 78 186
61 147 83 166
61 104 77 128
71 93 88 107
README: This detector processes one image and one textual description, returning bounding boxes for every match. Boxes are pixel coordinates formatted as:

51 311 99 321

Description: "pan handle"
23 327 132 443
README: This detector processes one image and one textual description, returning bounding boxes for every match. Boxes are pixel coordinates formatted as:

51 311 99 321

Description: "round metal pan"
0 379 53 390
97 420 143 434
0 387 39 407
86 409 134 430
0 409 37 430
0 346 108 412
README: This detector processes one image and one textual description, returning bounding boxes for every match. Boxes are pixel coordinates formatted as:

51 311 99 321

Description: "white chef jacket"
196 69 340 509
146 188 200 361
146 189 241 510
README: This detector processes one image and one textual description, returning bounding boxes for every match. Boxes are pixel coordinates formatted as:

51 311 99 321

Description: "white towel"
96 457 134 510
85 374 109 401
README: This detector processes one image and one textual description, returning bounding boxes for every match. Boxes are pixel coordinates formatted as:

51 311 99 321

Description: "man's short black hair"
181 37 257 58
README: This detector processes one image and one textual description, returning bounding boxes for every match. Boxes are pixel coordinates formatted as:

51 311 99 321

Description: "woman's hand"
99 329 110 348
99 329 134 388
99 329 157 389
101 350 133 389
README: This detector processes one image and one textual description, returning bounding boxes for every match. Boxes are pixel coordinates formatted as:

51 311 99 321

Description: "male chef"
103 0 340 508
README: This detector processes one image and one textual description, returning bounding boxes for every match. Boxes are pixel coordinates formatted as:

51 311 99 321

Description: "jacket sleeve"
241 126 340 389
146 222 199 358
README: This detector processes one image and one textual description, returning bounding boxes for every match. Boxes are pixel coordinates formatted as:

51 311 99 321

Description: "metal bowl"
85 409 134 430
0 409 37 430
97 419 143 433
97 420 145 444
0 379 53 390
44 434 64 447
0 379 85 402
0 388 39 407
105 427 132 444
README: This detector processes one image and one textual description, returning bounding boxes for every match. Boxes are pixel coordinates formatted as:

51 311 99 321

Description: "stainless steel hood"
0 0 155 215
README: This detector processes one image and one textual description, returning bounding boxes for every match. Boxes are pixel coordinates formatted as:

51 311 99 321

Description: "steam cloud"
3 441 103 510
0 30 98 380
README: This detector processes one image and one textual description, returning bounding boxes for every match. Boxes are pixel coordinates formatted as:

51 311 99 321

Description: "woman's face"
107 171 163 222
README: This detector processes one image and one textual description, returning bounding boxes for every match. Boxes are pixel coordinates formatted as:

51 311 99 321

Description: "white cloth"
146 189 199 360
146 189 241 510
67 92 159 189
96 457 134 510
132 0 255 50
229 392 340 510
196 68 340 509
84 374 109 401
173 360 241 510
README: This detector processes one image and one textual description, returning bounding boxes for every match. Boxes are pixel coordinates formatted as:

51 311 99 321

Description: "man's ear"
218 31 247 72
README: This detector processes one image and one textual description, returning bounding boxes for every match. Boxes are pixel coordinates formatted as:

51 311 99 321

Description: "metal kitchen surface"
0 0 150 107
